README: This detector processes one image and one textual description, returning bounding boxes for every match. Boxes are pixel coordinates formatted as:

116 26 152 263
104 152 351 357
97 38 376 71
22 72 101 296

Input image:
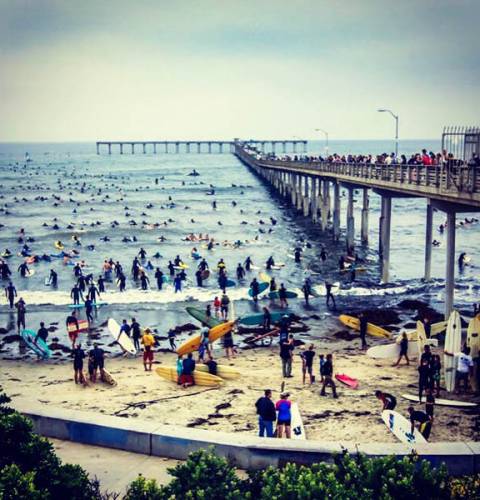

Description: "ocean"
0 140 478 359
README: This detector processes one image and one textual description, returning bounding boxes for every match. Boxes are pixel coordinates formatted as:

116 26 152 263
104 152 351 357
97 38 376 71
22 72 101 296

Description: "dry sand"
2 329 479 444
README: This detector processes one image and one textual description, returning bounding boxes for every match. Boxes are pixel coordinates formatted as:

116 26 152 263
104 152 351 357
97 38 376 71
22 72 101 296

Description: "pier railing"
236 146 480 208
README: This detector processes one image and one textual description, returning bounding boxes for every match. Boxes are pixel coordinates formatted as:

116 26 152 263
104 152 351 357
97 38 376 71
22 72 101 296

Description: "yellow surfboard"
467 314 480 358
259 272 271 283
195 364 240 379
176 321 235 356
339 314 391 339
155 366 223 386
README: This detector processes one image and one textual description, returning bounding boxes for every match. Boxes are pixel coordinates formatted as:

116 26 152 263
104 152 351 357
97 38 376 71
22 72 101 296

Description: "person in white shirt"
455 346 474 393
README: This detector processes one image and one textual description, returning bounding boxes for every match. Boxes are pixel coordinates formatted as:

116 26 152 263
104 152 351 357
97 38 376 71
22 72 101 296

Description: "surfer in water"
4 282 17 308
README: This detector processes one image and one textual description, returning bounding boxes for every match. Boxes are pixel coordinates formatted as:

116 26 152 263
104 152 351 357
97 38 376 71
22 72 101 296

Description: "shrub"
449 474 480 499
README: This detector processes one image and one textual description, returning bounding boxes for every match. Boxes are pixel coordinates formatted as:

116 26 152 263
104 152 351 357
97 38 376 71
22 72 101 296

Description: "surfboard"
200 269 210 280
44 277 51 286
68 303 84 309
1 252 12 258
381 410 427 444
290 402 306 440
416 320 427 358
367 338 438 359
467 314 480 358
401 393 477 407
176 321 235 356
225 279 236 287
195 364 240 379
339 314 391 339
100 369 117 386
335 373 359 389
54 242 64 250
239 311 286 326
21 329 51 358
248 281 269 297
107 318 137 355
186 307 222 328
268 290 298 299
25 269 35 277
155 366 223 387
67 319 89 333
259 272 271 283
444 310 462 392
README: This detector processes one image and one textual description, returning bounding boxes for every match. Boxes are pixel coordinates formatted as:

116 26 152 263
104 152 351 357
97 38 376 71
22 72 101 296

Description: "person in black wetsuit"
359 312 368 350
84 298 94 323
325 281 336 309
245 256 253 271
131 318 141 351
375 390 397 410
155 268 164 289
262 307 271 332
70 284 83 305
87 283 100 302
236 263 245 280
97 275 105 293
407 406 432 440
117 273 126 292
250 278 260 303
35 322 49 346
5 282 16 308
49 269 58 287
73 343 86 385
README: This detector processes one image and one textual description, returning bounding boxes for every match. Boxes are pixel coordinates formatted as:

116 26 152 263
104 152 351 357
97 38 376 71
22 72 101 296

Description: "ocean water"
0 140 478 358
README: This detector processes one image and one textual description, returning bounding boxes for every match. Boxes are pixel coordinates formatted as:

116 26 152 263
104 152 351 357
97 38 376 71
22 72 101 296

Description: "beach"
3 316 478 444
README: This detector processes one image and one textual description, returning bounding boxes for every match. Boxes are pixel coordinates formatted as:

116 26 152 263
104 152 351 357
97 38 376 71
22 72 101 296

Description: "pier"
234 138 480 318
96 139 308 155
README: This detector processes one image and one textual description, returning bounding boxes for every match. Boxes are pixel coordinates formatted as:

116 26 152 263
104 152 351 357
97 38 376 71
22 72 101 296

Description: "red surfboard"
335 373 359 389
67 319 89 333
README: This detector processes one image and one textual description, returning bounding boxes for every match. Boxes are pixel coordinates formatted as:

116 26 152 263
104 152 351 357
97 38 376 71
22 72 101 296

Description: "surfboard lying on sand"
290 402 306 440
239 311 286 326
381 410 427 444
186 306 222 328
21 329 51 358
335 373 359 389
195 364 240 379
339 314 391 338
107 318 137 355
155 366 223 386
176 321 235 356
401 393 477 407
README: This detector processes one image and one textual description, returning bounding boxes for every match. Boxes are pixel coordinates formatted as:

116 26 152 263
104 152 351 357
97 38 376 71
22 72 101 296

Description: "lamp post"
315 128 329 158
377 109 399 158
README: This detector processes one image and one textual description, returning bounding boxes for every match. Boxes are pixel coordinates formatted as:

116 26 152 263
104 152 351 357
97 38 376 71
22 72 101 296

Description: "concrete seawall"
15 401 480 475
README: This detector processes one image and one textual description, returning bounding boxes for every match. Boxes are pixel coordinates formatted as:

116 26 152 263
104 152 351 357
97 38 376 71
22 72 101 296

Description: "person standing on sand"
417 359 430 403
325 281 336 309
131 317 141 352
66 311 80 348
375 390 397 410
262 307 271 332
280 334 294 378
255 389 276 438
320 353 338 398
223 327 235 359
359 312 368 350
141 328 155 371
393 332 410 366
168 329 177 351
275 392 292 439
180 353 196 388
220 292 230 320
73 343 86 385
302 344 316 384
15 297 26 332
89 343 105 383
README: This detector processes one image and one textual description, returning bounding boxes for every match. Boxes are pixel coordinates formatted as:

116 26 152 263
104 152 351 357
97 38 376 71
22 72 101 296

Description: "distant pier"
96 139 308 155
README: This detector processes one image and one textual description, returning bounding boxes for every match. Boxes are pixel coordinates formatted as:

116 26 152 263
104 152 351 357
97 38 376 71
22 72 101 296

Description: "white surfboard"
416 321 427 358
290 402 306 440
444 310 462 392
467 315 480 359
108 318 137 355
401 393 477 408
367 338 438 359
381 410 427 445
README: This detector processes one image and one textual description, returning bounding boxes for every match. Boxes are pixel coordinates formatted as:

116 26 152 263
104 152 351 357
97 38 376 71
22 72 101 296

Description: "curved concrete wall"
14 400 480 475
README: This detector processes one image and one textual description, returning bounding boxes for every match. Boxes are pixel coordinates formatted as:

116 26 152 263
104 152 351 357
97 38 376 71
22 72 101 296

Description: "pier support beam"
346 187 355 255
380 196 392 282
303 176 310 216
153 143 156 154
333 182 341 241
108 143 111 155
320 181 329 231
143 143 146 154
175 142 179 154
424 200 433 281
131 143 134 154
296 176 303 211
96 143 100 155
445 211 456 318
120 144 123 155
311 178 318 222
361 188 369 244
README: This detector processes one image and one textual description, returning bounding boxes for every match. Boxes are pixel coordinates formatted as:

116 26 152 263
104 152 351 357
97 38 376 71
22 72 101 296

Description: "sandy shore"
2 321 479 444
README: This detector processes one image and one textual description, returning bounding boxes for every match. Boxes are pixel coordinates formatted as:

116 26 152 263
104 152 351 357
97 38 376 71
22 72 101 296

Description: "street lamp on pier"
377 109 399 158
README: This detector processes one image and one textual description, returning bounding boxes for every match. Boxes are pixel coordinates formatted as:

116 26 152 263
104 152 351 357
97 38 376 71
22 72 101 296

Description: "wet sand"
2 321 479 444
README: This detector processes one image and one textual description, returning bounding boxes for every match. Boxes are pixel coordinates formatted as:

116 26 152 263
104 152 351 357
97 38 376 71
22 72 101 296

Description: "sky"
0 0 478 142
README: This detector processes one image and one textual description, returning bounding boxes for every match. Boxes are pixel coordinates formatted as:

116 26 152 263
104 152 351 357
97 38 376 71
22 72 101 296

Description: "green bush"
0 388 101 500
449 474 480 499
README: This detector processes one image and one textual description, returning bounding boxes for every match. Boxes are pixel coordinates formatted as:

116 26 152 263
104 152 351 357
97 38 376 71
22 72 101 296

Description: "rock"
174 323 199 333
0 328 8 335
333 330 357 341
187 417 208 427
49 342 71 353
3 335 21 343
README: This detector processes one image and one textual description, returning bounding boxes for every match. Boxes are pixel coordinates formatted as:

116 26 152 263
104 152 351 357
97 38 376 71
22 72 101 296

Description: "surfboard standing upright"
444 310 462 392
